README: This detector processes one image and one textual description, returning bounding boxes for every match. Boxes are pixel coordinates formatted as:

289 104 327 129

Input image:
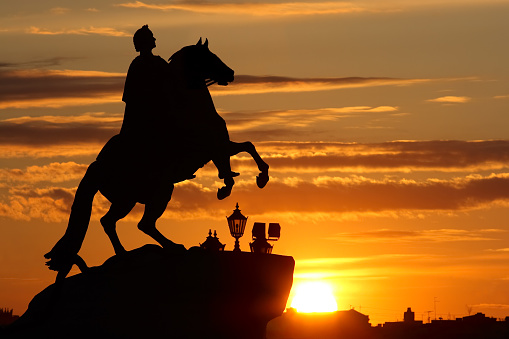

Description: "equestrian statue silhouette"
44 27 269 283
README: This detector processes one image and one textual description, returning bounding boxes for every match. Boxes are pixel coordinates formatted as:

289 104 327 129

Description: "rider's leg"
100 200 136 255
212 154 239 180
137 184 186 252
213 153 237 200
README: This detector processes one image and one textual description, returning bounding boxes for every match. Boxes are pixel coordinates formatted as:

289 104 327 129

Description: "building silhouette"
379 309 509 339
267 308 372 339
199 229 225 251
0 308 19 327
267 307 509 339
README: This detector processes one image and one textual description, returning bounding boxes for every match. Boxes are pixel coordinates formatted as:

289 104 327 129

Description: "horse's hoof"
256 172 269 188
217 186 232 200
74 254 89 273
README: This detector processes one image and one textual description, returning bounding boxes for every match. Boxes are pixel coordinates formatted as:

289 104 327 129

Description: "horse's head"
169 38 234 88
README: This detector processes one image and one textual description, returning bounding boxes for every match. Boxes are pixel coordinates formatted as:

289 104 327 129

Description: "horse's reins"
205 79 217 87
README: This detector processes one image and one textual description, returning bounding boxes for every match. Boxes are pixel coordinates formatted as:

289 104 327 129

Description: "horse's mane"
168 45 195 66
167 45 198 83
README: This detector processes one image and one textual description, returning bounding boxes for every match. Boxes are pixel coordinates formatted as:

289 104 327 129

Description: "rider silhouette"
120 25 169 142
117 25 238 197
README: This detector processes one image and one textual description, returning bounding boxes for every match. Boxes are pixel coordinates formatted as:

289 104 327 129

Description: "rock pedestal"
6 245 294 339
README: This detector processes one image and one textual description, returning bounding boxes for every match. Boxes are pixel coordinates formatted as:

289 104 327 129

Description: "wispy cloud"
116 1 382 16
485 247 509 253
471 304 509 310
1 115 509 175
232 140 509 173
0 186 76 222
200 172 509 216
0 57 84 69
0 162 87 183
0 114 121 147
2 170 509 222
224 106 399 132
50 7 71 15
0 69 124 109
427 96 472 104
212 75 471 96
27 26 130 37
329 228 504 243
116 0 508 17
0 69 474 109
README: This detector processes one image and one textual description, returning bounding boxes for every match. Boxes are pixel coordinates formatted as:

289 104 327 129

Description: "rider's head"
133 25 156 53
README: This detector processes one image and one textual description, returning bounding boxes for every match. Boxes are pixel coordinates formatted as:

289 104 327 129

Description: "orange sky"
1 0 509 325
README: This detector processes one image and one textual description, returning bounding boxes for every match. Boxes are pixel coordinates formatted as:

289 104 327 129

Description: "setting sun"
290 281 338 313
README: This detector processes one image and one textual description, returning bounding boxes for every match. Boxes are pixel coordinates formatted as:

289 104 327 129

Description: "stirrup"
219 171 240 179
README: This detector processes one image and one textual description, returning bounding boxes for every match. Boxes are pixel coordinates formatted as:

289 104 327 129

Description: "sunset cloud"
27 26 130 37
0 57 83 69
212 75 460 96
3 171 509 222
171 172 509 217
0 68 473 109
329 228 504 243
116 1 378 16
0 69 124 109
116 0 506 17
224 106 399 132
234 140 509 173
0 162 87 183
471 304 509 310
427 96 472 104
0 187 76 222
0 114 121 147
1 115 508 175
50 7 71 15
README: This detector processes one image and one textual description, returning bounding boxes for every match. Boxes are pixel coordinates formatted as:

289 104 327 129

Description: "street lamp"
249 222 280 254
227 203 247 252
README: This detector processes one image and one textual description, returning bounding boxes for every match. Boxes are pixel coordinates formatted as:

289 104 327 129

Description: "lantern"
227 203 247 252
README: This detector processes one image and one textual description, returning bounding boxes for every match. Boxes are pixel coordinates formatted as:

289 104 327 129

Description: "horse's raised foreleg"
100 200 136 255
137 184 186 253
228 141 269 188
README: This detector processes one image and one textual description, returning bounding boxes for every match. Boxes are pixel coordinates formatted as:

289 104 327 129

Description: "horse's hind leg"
228 141 269 188
100 200 136 255
137 184 186 252
45 161 101 276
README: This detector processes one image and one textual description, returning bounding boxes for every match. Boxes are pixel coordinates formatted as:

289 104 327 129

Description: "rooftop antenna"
426 310 433 324
434 297 439 320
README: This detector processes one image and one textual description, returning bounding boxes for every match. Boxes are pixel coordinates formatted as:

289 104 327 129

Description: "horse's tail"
44 161 101 280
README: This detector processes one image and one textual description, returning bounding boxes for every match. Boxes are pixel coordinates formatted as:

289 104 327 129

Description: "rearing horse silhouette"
44 39 269 282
